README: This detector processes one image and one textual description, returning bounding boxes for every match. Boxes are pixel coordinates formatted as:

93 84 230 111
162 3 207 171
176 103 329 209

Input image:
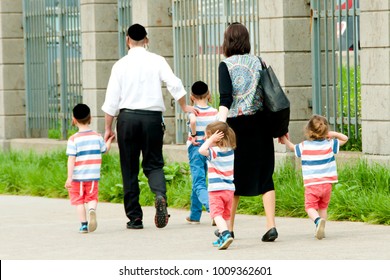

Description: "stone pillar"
360 2 390 160
132 0 177 144
0 0 25 149
80 0 118 134
259 0 312 156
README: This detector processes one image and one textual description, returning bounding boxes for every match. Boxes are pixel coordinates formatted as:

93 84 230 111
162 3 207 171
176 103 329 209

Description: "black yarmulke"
191 81 208 96
127 23 147 41
73 104 90 120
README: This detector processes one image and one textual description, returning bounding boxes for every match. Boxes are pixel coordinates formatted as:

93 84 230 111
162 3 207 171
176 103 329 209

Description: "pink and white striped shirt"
66 130 107 182
206 147 235 192
294 139 340 187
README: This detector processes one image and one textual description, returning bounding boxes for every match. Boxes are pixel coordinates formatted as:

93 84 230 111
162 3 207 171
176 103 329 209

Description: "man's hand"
182 105 199 116
104 129 115 143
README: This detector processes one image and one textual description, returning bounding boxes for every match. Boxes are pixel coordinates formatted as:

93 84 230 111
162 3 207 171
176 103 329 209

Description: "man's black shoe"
154 195 169 228
127 218 143 229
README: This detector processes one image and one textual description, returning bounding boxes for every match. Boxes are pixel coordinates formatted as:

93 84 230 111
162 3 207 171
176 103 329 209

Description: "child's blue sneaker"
212 237 221 247
214 229 235 239
218 232 233 250
79 224 88 234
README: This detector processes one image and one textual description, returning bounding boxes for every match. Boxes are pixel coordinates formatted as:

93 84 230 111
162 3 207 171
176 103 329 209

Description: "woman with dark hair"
217 22 282 242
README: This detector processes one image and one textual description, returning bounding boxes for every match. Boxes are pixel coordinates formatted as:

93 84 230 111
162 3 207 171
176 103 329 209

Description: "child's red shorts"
68 181 99 205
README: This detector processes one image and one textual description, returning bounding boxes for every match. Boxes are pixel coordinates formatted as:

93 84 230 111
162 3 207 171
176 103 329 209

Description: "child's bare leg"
76 204 87 222
318 208 327 220
306 207 320 222
87 200 97 211
214 216 228 232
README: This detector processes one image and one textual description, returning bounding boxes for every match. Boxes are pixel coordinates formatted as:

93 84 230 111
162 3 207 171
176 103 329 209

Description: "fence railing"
118 0 132 58
311 0 361 148
23 0 82 139
172 0 260 143
21 0 362 147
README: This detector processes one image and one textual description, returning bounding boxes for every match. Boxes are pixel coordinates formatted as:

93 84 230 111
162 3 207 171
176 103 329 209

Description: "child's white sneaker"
88 209 97 232
315 218 325 240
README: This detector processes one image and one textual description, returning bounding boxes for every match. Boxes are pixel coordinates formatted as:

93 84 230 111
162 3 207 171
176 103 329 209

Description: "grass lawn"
0 151 389 225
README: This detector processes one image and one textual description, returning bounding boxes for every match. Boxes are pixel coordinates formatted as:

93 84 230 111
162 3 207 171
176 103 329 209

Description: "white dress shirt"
102 47 187 116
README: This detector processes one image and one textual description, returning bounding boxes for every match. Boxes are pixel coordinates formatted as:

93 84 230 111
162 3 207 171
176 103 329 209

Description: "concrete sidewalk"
0 195 389 260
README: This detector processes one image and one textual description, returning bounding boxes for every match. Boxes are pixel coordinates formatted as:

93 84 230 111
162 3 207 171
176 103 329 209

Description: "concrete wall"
0 0 25 144
360 1 390 156
80 0 118 135
259 0 313 155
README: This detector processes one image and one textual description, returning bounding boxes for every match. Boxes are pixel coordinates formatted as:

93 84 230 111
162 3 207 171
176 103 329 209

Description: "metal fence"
23 0 82 139
311 0 361 143
21 0 361 146
172 0 260 143
118 0 132 58
173 0 361 146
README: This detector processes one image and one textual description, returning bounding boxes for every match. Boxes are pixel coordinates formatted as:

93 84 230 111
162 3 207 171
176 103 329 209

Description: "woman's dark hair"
222 22 251 57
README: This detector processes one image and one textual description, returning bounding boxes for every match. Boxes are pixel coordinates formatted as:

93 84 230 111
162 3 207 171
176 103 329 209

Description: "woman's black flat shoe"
262 227 278 242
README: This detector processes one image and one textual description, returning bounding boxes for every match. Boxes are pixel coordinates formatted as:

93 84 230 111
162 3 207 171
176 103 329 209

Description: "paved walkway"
1 195 389 261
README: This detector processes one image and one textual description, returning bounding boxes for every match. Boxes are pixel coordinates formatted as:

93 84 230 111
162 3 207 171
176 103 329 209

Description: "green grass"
337 65 362 151
0 151 389 225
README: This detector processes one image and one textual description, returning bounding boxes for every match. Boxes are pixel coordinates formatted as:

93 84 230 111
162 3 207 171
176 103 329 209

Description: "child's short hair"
191 81 209 99
305 114 329 140
73 103 91 124
205 121 236 149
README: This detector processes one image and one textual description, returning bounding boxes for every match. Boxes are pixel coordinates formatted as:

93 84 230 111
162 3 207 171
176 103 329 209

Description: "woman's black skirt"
227 110 275 196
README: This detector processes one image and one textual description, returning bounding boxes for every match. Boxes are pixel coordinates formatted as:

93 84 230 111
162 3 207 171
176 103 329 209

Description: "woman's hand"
278 133 289 144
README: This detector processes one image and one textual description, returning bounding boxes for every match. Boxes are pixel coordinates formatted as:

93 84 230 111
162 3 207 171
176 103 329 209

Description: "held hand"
105 134 116 152
278 133 289 144
183 105 199 116
104 129 115 142
190 137 200 146
106 134 116 144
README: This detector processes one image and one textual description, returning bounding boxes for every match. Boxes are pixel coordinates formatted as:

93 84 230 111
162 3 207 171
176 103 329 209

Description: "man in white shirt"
102 23 196 229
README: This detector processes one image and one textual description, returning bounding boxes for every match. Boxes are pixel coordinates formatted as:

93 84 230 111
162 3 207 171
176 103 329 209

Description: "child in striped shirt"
281 115 348 239
65 104 115 233
185 81 219 225
199 121 236 250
